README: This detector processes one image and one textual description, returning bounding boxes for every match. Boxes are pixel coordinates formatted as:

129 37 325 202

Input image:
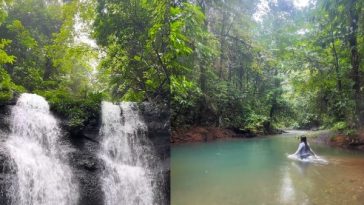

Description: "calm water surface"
171 131 364 205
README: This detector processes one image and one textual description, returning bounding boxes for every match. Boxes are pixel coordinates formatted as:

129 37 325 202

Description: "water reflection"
291 161 310 175
279 162 313 205
280 167 295 204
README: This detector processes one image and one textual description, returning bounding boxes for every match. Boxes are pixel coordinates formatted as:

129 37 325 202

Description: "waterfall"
5 93 78 205
99 101 161 205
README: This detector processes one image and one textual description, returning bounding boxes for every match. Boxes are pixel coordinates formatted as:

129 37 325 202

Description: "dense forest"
171 0 364 136
0 0 363 135
0 0 176 131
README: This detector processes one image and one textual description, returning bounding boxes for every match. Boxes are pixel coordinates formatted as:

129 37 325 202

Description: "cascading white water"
5 93 78 205
99 101 161 205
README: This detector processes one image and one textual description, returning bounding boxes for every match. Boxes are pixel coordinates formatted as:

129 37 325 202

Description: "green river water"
171 131 364 205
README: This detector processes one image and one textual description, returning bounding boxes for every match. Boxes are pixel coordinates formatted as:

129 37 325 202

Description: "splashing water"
99 101 161 205
5 93 78 205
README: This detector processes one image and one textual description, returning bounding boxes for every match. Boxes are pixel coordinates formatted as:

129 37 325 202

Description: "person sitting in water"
293 135 317 159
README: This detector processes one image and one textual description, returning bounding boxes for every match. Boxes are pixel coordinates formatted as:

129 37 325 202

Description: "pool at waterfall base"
171 131 364 205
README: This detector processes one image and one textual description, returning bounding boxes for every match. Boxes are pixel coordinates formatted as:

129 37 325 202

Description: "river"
171 130 364 205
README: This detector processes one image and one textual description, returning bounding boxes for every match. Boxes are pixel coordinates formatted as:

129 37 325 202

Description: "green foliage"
1 0 362 136
0 39 14 64
6 20 37 48
93 0 205 103
171 76 201 108
332 121 348 132
170 0 364 134
0 67 25 102
0 67 14 101
93 0 156 101
171 76 201 126
38 89 103 130
12 66 43 91
332 121 356 136
169 0 291 132
0 0 102 131
245 113 269 133
280 0 364 129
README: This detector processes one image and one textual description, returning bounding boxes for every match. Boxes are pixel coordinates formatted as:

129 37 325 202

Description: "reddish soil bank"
335 130 364 150
312 129 364 151
171 126 255 143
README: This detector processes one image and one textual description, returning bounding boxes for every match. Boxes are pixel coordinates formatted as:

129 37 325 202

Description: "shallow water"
171 131 364 205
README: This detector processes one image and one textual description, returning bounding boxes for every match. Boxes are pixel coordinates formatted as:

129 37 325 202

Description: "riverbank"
171 126 283 143
171 126 364 152
308 129 364 151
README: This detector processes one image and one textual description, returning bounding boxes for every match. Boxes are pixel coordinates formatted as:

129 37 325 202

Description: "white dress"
293 142 313 159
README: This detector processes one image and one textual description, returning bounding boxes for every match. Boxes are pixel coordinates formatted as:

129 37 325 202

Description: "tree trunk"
198 0 208 93
228 63 232 81
195 0 209 125
347 0 362 125
43 57 52 80
269 69 279 122
238 65 244 90
330 30 342 92
219 10 227 80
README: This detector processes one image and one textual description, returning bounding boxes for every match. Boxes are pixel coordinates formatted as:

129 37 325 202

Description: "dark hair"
300 135 310 151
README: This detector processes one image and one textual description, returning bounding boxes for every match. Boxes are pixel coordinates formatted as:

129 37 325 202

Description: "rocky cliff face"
0 102 170 205
0 105 15 204
140 103 170 204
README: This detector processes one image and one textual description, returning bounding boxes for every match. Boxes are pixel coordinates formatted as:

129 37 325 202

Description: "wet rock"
67 126 104 205
0 106 11 134
0 106 16 204
0 96 17 107
139 102 170 157
139 102 170 204
0 146 18 205
69 152 102 172
0 149 16 175
0 101 170 205
65 102 170 205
